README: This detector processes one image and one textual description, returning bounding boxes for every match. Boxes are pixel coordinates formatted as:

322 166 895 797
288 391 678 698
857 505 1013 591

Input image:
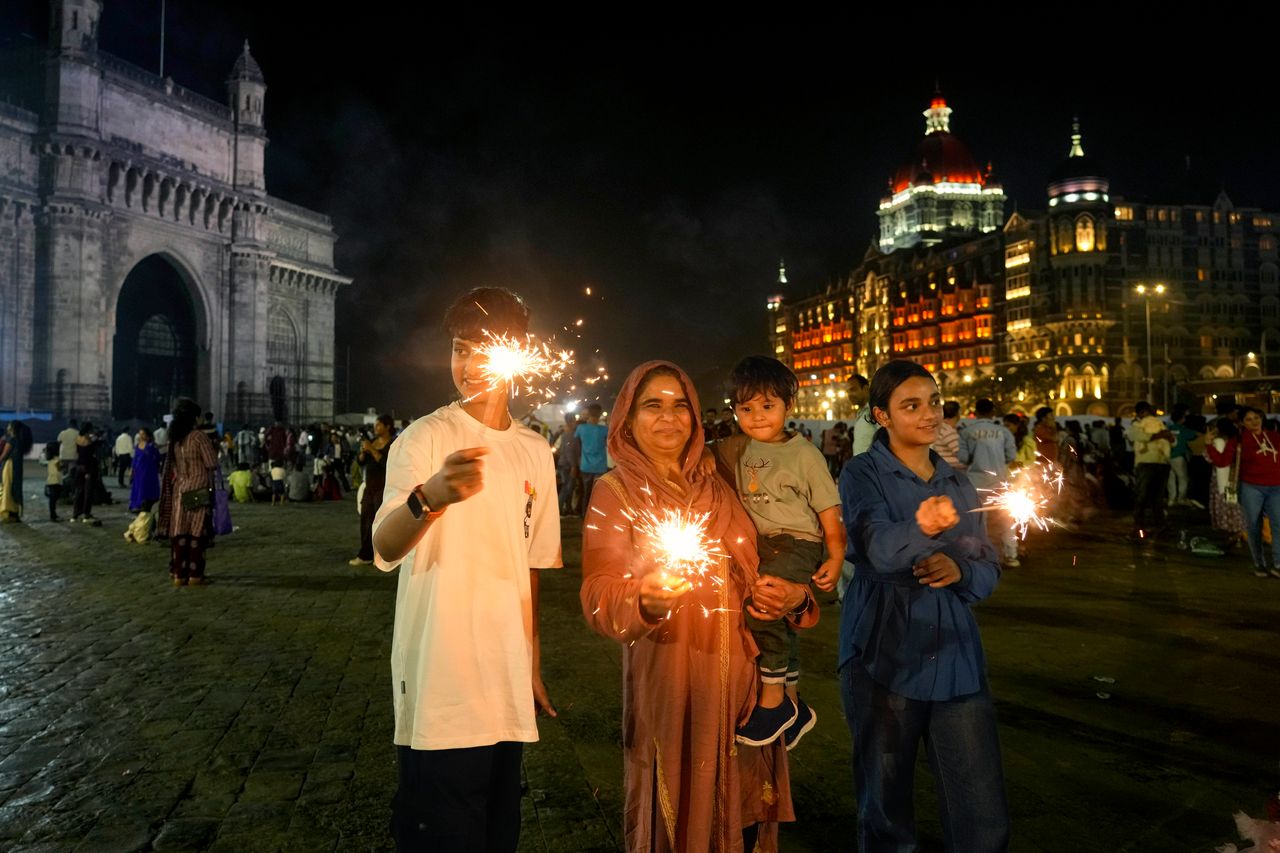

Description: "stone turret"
227 41 267 194
45 0 103 134
50 0 101 54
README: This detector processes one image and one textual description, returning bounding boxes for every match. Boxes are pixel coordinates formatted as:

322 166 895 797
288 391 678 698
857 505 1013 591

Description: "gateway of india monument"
0 0 350 424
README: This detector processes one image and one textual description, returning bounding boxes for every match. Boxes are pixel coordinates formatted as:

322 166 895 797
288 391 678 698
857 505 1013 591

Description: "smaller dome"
1049 153 1106 184
230 41 264 83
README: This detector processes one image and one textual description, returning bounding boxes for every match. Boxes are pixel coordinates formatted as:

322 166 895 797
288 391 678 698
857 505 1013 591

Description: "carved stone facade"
0 0 351 424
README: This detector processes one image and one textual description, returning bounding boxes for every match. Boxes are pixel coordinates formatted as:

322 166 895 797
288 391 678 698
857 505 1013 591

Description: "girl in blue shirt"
838 359 1009 852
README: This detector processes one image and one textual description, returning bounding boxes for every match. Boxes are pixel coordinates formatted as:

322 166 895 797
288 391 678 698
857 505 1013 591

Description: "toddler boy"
716 355 845 749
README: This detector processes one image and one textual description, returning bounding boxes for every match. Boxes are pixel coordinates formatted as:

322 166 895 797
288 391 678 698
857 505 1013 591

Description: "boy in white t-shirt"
370 287 562 852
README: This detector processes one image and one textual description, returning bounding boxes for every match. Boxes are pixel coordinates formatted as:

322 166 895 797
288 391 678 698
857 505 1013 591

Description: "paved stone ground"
0 461 1277 852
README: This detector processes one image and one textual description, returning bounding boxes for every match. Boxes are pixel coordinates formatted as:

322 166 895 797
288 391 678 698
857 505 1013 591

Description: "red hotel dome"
889 96 988 194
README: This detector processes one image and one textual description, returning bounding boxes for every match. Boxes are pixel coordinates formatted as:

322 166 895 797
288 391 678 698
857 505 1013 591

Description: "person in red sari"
580 361 815 853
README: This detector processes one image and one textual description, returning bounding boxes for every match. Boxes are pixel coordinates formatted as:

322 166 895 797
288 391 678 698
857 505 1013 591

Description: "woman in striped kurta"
157 399 219 586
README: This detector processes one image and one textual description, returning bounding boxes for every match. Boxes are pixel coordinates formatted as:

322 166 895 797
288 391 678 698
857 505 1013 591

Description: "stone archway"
111 255 200 422
269 375 288 423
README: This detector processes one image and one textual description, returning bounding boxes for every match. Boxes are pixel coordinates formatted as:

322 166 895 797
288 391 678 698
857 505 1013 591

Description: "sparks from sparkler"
633 506 725 591
472 331 574 401
969 461 1064 539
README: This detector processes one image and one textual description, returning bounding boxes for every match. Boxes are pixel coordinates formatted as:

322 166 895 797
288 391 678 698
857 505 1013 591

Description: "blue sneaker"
783 698 816 751
735 696 797 747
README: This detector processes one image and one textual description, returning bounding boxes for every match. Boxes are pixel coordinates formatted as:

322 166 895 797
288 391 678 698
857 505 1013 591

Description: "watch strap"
410 485 446 521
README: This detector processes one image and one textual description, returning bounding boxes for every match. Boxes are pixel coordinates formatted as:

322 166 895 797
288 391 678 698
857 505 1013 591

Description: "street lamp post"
1135 283 1165 405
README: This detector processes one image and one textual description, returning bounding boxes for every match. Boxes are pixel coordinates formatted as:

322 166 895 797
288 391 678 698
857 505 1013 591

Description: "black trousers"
358 488 382 561
73 467 95 518
391 742 523 853
1133 462 1170 532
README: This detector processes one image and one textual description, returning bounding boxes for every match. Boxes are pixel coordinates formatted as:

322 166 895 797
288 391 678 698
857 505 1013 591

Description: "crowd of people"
0 407 412 581
4 282 1279 852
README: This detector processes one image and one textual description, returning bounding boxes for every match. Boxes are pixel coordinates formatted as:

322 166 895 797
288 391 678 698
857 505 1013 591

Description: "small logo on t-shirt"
742 457 773 503
524 481 535 538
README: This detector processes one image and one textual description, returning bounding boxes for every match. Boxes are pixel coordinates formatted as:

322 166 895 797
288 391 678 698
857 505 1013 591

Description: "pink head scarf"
606 360 760 579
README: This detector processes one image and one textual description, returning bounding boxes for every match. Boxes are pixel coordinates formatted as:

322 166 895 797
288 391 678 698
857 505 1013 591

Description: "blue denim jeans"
840 662 1010 853
1238 482 1280 570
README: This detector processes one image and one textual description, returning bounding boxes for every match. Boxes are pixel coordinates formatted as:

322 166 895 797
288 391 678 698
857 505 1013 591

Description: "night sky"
2 2 1275 417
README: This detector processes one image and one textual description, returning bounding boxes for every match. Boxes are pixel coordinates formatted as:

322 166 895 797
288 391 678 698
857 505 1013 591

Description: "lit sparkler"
634 507 725 590
969 461 1063 539
473 331 574 400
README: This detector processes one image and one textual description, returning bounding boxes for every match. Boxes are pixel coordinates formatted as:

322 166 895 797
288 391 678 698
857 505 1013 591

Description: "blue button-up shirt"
838 433 1001 701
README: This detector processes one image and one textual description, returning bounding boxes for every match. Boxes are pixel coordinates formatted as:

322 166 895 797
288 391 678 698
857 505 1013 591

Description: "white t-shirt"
58 427 79 461
114 433 135 456
372 402 562 751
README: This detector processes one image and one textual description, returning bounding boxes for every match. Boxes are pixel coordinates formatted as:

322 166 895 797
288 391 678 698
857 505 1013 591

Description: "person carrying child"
713 355 845 749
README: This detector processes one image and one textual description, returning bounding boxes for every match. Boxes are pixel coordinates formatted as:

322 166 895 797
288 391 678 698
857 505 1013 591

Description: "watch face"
406 490 424 520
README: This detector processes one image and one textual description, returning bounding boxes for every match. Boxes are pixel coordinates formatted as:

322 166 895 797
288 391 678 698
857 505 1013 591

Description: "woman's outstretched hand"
915 495 959 536
638 569 693 620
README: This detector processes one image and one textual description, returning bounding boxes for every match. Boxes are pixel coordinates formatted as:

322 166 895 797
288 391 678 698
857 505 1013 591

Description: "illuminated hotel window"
1195 210 1205 223
1157 209 1167 223
1213 211 1222 224
1115 206 1134 221
1255 216 1273 228
1230 212 1242 224
1262 236 1276 251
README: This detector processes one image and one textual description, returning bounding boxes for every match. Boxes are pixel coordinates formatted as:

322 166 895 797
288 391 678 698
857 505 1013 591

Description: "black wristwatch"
406 486 445 521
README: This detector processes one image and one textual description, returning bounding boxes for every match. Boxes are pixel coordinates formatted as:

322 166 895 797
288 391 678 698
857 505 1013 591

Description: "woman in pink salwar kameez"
580 361 816 853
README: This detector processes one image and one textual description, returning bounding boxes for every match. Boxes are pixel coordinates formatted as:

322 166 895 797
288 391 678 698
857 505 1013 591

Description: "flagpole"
159 0 166 78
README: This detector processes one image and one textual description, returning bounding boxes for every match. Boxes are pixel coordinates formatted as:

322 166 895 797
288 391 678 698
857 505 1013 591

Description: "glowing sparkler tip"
473 331 574 399
636 508 718 593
